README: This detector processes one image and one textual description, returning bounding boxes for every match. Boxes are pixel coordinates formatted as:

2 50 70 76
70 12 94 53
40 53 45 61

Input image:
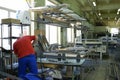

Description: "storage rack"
0 18 30 74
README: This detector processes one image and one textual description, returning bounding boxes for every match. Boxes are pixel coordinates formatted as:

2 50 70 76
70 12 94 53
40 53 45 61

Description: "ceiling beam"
0 6 16 12
97 4 120 11
81 3 120 11
99 13 118 18
75 0 87 7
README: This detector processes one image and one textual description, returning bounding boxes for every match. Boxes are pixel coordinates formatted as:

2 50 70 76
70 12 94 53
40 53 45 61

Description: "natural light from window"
110 28 119 34
67 28 74 43
0 0 29 10
0 0 30 49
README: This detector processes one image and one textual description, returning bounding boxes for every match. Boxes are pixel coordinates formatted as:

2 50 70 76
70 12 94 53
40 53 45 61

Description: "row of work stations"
0 17 108 80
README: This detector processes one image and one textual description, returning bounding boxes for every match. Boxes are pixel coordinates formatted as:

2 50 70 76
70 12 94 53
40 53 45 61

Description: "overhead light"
117 11 119 15
118 8 120 12
117 8 120 14
98 13 101 16
93 2 96 6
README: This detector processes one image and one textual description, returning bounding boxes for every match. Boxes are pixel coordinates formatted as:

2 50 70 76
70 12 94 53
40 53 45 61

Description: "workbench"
37 58 85 80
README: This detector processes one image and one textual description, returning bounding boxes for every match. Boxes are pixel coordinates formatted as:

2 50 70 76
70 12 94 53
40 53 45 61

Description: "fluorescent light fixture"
117 11 119 14
98 13 101 16
117 8 120 14
118 8 120 12
93 2 96 6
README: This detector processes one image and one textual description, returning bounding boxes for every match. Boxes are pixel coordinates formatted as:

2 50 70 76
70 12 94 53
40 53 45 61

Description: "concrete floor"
84 45 120 80
84 60 109 80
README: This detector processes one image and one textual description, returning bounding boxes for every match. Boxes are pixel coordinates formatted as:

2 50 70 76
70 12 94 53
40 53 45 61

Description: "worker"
13 34 38 79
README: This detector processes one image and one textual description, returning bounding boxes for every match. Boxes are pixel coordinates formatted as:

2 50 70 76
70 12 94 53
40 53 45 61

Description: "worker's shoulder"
23 35 35 38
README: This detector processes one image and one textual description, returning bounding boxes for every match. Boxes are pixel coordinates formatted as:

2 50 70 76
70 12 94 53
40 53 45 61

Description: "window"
0 0 30 48
10 12 16 18
0 9 8 47
46 25 61 44
110 28 119 34
67 28 74 43
76 30 82 42
0 9 8 23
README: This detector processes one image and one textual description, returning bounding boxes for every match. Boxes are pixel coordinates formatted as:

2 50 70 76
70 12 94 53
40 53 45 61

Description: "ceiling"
50 0 120 27
30 2 87 28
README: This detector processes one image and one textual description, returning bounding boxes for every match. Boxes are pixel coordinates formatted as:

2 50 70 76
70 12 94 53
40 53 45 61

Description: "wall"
94 26 107 33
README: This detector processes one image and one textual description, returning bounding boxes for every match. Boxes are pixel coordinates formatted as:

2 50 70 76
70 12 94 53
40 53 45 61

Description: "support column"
34 0 46 35
61 27 67 47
